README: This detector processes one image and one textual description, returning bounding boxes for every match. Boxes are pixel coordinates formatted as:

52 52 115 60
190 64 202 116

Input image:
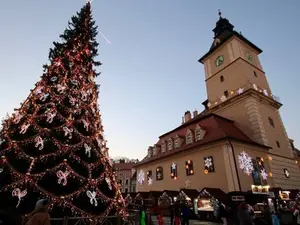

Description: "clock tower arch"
199 11 300 189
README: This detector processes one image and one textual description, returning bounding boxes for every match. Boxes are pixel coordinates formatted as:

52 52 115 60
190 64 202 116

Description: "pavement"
151 216 221 225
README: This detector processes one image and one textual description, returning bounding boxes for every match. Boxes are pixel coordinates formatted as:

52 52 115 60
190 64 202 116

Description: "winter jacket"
293 209 300 225
237 208 253 225
24 199 51 225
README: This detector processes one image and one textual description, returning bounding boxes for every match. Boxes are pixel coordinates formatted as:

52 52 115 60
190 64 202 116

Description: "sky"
0 0 299 160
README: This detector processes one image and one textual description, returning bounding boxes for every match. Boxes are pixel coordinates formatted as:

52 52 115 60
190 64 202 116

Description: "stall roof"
180 189 199 199
200 188 228 205
163 190 178 198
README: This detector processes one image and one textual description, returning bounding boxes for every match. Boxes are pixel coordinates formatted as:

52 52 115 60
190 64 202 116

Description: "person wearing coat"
24 199 51 225
237 202 254 225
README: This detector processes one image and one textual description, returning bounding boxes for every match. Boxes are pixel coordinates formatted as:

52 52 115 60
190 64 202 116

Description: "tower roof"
199 11 262 63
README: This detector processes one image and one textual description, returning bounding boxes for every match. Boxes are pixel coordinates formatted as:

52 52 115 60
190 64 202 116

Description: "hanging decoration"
204 156 215 173
46 110 56 123
170 162 177 179
56 170 70 186
13 112 23 124
283 168 290 178
105 177 112 190
63 127 73 139
147 170 153 185
84 143 92 157
20 123 30 134
185 160 194 176
156 167 163 180
238 151 254 175
137 170 145 185
86 190 98 206
260 168 268 180
12 188 27 208
82 119 90 131
34 136 44 150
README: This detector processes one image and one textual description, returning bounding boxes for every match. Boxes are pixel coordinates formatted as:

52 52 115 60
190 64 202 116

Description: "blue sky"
0 0 299 160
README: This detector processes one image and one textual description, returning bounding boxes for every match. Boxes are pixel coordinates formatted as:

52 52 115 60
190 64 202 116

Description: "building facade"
134 13 300 193
114 160 137 193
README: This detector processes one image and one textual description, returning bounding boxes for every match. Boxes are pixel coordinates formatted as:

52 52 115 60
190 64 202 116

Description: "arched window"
156 167 163 180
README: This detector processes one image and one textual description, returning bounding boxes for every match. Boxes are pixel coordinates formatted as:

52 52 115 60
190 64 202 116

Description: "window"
170 163 177 179
186 130 193 145
125 188 128 193
185 160 194 176
147 170 152 183
156 167 163 180
195 128 201 141
161 142 166 153
174 138 180 148
220 75 224 82
251 159 261 185
153 147 157 156
276 141 281 148
224 90 228 97
125 179 129 185
253 71 257 77
118 179 123 184
168 139 173 151
268 117 274 127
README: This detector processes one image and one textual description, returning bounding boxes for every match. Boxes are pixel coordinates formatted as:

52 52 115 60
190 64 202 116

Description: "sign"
231 196 245 201
279 191 290 200
251 185 270 194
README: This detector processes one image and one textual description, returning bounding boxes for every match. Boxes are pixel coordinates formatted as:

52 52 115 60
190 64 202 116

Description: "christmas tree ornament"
105 177 112 190
82 119 90 131
63 127 73 139
81 91 88 101
34 86 43 95
260 168 268 180
46 110 56 123
12 188 27 208
39 93 49 102
56 84 66 94
56 170 70 186
86 190 98 206
20 123 30 134
84 143 91 157
50 76 58 82
69 96 76 106
34 136 44 150
13 112 23 124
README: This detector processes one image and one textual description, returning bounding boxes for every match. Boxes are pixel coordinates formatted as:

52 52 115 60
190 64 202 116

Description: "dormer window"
168 138 173 151
174 138 180 148
153 147 157 156
186 130 193 145
147 147 153 158
161 142 166 153
195 126 201 142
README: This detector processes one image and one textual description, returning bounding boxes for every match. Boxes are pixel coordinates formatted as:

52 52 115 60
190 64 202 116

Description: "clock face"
215 55 224 67
247 53 253 62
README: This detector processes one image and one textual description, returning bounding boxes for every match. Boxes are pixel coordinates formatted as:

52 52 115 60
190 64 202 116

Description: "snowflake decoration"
260 169 268 180
204 157 213 168
238 151 254 175
263 89 269 96
253 84 258 91
137 170 145 185
220 95 227 102
148 177 153 185
171 163 176 170
237 88 244 95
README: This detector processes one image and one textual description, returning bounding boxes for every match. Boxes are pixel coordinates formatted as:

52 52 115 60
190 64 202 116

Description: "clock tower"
199 12 300 189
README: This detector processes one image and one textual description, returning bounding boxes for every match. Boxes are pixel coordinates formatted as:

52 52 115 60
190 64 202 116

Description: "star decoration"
263 89 269 96
204 157 213 168
220 95 227 102
171 163 176 170
238 151 254 175
237 88 244 95
260 169 268 180
253 84 258 91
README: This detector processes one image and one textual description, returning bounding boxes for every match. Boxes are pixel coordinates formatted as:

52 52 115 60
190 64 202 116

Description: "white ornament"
57 84 66 94
40 93 49 102
207 102 211 108
69 96 76 106
82 119 90 131
220 95 227 102
148 177 153 185
105 177 112 190
260 169 268 180
171 163 176 171
237 88 244 95
284 169 290 178
12 188 27 208
263 89 269 96
35 136 44 150
50 76 57 82
81 91 88 101
86 190 98 206
34 86 43 95
63 127 73 139
46 110 56 123
56 170 70 186
71 80 78 86
87 89 93 95
13 112 23 124
238 151 254 175
204 157 213 168
84 143 92 157
253 84 258 91
20 123 30 134
137 170 145 185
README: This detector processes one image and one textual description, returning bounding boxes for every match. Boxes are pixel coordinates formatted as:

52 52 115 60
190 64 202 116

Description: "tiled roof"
136 113 269 167
114 163 136 170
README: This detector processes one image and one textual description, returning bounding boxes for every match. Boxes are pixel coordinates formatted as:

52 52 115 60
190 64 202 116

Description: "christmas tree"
0 1 126 220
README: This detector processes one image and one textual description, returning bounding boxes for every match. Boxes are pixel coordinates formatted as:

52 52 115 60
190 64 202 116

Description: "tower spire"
218 9 222 18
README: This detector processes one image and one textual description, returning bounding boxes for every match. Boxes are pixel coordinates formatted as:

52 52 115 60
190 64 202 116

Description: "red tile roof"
114 163 136 170
136 113 270 166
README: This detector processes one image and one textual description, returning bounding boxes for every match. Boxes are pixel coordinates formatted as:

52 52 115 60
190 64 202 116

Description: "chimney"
193 110 198 118
184 111 191 123
202 100 209 110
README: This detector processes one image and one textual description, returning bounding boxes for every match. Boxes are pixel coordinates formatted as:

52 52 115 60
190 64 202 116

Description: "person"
293 204 300 225
169 204 174 225
24 199 51 225
0 207 22 225
173 202 181 225
140 205 147 225
218 203 228 225
181 203 190 225
157 213 164 225
271 212 280 225
237 202 254 225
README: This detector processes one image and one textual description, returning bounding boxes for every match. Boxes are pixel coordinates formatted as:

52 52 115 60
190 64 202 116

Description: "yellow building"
134 13 300 193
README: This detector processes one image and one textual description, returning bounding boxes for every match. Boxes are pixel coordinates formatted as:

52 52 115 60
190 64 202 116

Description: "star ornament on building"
171 163 176 170
260 169 268 180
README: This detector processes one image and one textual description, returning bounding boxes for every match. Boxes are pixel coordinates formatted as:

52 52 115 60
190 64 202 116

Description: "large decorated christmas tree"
0 1 126 220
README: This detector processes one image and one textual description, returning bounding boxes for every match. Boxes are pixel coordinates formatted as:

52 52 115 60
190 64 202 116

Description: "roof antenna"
218 9 222 18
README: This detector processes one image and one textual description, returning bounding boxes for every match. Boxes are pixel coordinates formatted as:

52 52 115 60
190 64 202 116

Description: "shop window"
156 167 163 180
185 160 194 176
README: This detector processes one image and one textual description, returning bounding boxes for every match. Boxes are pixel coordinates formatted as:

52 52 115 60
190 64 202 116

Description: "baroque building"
134 12 300 193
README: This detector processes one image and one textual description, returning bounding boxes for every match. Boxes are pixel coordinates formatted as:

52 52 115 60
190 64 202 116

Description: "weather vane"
218 9 222 18
86 0 92 4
